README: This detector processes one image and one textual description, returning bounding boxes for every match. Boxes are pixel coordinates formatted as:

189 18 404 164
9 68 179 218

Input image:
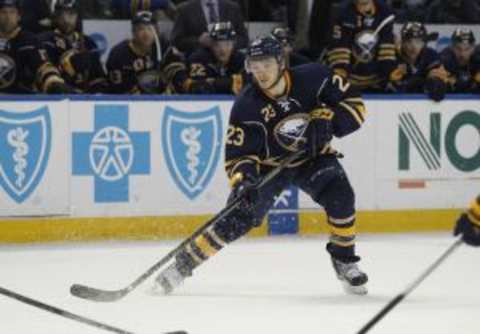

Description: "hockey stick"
356 238 463 334
70 149 306 302
0 285 186 334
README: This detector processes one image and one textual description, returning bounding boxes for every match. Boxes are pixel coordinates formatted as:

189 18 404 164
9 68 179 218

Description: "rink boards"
0 95 478 242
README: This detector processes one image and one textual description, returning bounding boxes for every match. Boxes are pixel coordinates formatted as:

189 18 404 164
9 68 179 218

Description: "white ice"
0 233 479 334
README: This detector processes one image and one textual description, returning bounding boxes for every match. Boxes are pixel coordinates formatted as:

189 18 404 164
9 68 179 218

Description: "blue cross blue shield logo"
162 106 223 200
0 107 51 203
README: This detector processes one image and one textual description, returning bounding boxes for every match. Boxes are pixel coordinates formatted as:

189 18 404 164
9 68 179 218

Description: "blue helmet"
0 0 19 8
246 36 283 60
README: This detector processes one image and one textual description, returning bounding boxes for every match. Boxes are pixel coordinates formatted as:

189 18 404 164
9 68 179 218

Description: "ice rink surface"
0 233 479 334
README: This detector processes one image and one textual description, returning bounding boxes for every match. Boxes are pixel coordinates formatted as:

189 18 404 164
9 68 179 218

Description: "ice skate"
331 257 368 295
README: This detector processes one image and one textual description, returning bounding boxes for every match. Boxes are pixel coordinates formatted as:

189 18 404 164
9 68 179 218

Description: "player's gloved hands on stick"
230 173 259 213
306 106 334 159
47 81 78 94
454 213 480 246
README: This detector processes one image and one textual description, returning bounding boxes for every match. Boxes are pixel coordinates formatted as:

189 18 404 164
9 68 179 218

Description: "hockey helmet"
209 21 236 41
54 0 78 12
401 22 427 41
246 36 283 60
131 10 155 26
452 28 476 46
271 27 293 46
0 0 19 8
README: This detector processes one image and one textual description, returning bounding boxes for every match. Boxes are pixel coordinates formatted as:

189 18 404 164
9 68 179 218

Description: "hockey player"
155 36 369 296
0 0 73 94
440 29 480 94
106 10 188 94
387 22 448 101
271 27 310 68
327 0 397 92
38 0 108 93
454 195 480 247
186 21 245 95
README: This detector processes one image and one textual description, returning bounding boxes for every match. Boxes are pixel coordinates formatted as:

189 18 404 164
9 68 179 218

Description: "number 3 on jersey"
227 125 245 146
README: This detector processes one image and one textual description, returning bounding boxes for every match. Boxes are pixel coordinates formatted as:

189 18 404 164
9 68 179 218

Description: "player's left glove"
454 213 480 247
228 173 259 214
306 105 334 159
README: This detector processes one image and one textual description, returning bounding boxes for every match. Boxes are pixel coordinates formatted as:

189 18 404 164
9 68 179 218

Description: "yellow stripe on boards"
0 209 461 244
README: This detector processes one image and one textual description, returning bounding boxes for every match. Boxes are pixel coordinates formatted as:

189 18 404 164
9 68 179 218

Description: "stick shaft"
0 286 134 334
357 238 463 334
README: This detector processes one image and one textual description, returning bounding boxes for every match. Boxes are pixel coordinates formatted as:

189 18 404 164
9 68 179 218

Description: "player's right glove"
306 105 334 159
228 172 259 214
454 213 480 247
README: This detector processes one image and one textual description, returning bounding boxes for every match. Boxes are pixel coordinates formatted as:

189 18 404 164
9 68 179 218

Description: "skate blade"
342 281 368 295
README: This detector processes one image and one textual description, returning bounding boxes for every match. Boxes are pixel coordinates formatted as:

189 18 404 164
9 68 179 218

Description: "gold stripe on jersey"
339 102 364 125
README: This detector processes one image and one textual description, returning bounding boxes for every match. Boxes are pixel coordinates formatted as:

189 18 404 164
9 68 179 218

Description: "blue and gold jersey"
187 47 245 95
0 28 64 94
327 0 396 91
441 47 480 93
392 46 443 93
38 30 107 93
225 63 367 181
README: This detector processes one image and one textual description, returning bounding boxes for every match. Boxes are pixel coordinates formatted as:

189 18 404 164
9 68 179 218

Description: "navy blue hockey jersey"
327 0 396 91
187 47 245 95
390 46 444 93
441 47 480 93
225 63 366 182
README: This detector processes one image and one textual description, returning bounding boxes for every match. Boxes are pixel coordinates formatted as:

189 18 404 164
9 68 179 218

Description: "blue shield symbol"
0 107 51 203
162 106 222 200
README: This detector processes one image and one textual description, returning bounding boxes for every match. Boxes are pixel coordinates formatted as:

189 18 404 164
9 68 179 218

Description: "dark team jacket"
225 63 367 183
106 39 188 94
391 46 444 93
440 47 480 93
327 0 396 91
38 29 108 93
289 52 311 68
0 28 64 94
187 47 246 95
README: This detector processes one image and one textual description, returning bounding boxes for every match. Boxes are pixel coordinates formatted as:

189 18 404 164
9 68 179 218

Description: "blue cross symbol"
72 105 150 203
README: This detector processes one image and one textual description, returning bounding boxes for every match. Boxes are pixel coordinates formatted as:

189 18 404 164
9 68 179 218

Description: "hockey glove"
454 213 480 247
425 77 446 102
306 106 334 159
46 81 79 94
228 173 259 214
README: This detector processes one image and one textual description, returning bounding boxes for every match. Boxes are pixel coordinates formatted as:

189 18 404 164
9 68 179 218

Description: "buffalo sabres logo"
162 106 222 200
354 30 378 63
0 107 51 203
0 54 16 90
274 113 310 151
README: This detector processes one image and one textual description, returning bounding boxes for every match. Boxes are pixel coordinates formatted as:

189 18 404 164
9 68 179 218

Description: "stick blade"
70 284 126 302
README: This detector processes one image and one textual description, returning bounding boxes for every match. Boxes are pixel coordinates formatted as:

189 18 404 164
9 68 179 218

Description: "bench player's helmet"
401 22 427 42
209 21 236 41
54 0 78 12
0 0 19 8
